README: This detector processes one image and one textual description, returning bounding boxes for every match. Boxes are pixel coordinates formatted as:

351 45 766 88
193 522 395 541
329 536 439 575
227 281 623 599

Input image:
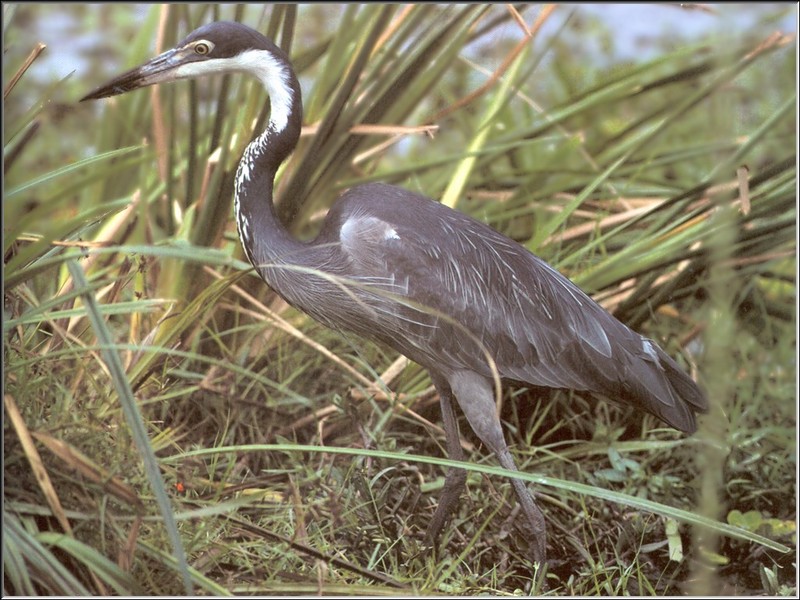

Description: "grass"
3 3 797 595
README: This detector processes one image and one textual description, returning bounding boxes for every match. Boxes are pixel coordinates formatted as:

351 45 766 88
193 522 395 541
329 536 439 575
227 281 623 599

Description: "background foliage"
3 4 796 595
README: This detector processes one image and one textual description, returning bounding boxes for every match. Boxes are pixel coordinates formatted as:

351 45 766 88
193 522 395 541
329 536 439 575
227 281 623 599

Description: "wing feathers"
331 184 707 431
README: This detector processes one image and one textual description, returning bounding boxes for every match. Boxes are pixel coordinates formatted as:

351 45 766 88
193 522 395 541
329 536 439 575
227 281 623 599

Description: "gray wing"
334 184 706 432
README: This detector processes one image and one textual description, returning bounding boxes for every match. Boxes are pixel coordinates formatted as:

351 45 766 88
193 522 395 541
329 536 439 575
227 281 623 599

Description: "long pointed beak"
80 48 184 101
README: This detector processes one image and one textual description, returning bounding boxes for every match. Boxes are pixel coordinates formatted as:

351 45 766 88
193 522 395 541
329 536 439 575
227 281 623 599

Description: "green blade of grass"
4 298 170 329
4 242 246 290
170 443 792 554
65 260 193 595
707 92 796 181
441 35 531 209
3 509 91 595
134 539 233 596
6 340 313 409
4 145 143 200
36 532 146 595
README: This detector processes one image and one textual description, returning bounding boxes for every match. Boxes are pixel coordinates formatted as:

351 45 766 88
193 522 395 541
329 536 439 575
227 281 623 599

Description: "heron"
82 21 707 568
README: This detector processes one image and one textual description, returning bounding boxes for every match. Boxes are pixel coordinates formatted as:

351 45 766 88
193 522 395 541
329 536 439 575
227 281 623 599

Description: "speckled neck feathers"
230 44 303 271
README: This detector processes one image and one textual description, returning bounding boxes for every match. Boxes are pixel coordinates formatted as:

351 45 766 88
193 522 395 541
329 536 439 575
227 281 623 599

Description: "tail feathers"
621 343 708 434
525 332 707 433
656 346 708 412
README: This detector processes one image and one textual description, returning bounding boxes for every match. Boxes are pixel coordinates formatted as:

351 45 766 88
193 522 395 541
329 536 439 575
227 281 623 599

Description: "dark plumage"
82 21 707 568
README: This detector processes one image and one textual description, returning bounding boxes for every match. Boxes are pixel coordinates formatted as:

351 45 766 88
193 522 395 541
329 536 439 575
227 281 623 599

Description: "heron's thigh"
448 370 508 455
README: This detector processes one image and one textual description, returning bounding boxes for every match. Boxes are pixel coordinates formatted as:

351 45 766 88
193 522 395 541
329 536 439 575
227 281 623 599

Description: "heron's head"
82 21 290 96
81 21 298 131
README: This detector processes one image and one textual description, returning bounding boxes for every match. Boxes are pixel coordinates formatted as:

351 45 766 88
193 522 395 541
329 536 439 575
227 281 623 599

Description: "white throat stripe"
173 49 294 132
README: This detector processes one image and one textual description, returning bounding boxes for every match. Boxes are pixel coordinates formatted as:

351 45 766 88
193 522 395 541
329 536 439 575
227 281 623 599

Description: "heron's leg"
425 371 468 546
448 370 547 566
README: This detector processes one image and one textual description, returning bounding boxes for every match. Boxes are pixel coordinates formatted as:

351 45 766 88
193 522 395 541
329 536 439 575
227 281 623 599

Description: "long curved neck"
233 45 305 278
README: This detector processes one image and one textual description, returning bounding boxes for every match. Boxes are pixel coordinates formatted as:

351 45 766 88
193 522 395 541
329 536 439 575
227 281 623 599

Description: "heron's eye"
194 42 211 55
